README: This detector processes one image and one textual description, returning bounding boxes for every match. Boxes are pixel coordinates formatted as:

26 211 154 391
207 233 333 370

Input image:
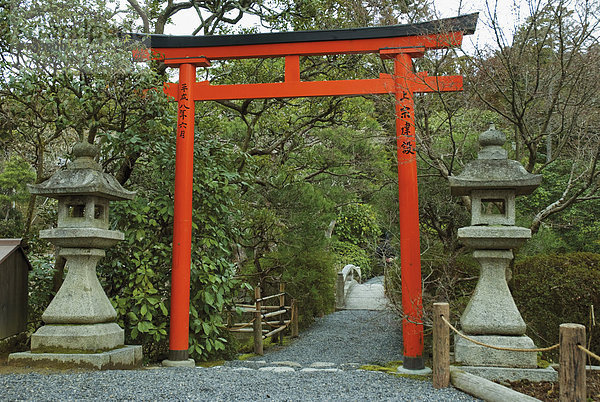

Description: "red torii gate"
137 13 477 370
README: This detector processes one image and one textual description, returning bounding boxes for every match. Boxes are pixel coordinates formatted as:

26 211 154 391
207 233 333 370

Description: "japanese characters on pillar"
169 63 196 363
394 53 424 370
397 90 416 157
178 83 191 139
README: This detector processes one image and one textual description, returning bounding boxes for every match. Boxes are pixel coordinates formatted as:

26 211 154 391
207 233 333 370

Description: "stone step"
224 360 362 372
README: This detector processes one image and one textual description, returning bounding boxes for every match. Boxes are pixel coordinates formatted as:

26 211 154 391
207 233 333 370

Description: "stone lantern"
9 142 142 369
449 124 542 369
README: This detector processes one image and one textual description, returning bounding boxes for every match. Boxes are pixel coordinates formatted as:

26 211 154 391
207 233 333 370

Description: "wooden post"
559 323 586 402
291 298 299 338
433 302 450 389
277 282 285 345
253 286 263 355
336 272 344 309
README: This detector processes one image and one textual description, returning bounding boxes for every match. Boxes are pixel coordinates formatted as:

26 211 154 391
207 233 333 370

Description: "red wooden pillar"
394 53 424 370
168 62 196 362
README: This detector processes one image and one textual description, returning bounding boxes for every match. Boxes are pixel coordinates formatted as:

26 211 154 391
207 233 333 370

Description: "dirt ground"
504 370 600 401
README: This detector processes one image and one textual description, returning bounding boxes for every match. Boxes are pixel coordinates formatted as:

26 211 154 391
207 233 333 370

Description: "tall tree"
467 0 600 234
0 0 170 238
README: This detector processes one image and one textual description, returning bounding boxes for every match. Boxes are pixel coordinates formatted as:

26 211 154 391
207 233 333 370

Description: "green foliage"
331 240 373 278
238 177 338 326
278 247 337 328
518 225 569 257
99 133 244 362
512 253 600 360
331 203 382 279
26 254 56 332
0 155 35 237
334 203 382 247
518 160 600 253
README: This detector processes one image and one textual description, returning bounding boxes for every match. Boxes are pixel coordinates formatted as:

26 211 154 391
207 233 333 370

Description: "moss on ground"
359 361 431 381
237 353 257 361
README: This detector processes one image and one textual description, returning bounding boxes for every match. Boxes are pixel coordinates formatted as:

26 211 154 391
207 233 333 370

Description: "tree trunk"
52 252 66 293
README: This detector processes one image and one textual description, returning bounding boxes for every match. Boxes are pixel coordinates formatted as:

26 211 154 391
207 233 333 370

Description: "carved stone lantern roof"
448 124 542 196
28 142 135 201
27 142 135 249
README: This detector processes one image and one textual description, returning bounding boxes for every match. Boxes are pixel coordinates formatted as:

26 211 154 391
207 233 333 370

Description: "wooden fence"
228 282 298 355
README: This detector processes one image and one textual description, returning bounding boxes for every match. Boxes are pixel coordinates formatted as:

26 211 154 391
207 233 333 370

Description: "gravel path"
0 278 480 401
228 309 404 366
0 367 480 401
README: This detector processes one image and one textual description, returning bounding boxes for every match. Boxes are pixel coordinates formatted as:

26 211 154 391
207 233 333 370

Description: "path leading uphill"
343 275 387 310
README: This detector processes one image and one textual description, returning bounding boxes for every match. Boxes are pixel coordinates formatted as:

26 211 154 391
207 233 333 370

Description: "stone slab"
8 345 142 370
458 226 531 249
457 365 558 382
309 362 336 368
454 335 537 368
31 323 124 352
259 366 295 373
272 361 302 368
162 358 195 368
340 363 361 370
396 366 432 375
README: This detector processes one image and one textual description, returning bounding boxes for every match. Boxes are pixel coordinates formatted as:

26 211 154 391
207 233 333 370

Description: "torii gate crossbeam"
135 13 478 370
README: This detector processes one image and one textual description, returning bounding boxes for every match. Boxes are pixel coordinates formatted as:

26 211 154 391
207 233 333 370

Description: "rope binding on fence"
230 317 256 330
578 344 600 364
440 315 559 353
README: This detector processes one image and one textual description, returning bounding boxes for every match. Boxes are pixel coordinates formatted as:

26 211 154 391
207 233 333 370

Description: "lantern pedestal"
454 335 537 368
459 250 526 335
454 251 537 368
40 248 117 324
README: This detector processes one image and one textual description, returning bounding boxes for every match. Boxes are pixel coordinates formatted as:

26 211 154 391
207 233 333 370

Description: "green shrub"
267 247 336 329
334 203 382 247
27 254 56 332
512 252 600 360
98 135 243 363
518 225 569 257
332 203 382 279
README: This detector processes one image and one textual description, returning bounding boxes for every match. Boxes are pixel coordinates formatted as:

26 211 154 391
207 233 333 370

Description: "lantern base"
454 365 557 382
31 322 124 352
8 345 142 370
454 334 537 368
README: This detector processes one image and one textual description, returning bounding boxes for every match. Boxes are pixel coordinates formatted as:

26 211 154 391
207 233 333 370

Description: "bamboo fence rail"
228 282 299 355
